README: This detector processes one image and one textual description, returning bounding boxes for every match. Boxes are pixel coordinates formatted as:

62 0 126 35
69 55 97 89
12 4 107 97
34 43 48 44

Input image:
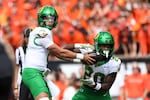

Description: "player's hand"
82 53 96 65
13 88 19 99
80 78 95 88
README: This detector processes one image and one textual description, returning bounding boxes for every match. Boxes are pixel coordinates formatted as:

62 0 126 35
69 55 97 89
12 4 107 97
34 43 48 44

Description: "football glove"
80 78 95 88
80 78 102 90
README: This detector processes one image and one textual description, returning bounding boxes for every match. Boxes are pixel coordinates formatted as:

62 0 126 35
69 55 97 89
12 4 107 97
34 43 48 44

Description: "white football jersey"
24 27 54 71
83 56 121 83
80 48 121 76
90 57 121 75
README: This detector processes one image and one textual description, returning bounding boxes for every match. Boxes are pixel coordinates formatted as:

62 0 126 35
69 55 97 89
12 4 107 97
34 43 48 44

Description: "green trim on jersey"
34 37 41 46
83 66 105 83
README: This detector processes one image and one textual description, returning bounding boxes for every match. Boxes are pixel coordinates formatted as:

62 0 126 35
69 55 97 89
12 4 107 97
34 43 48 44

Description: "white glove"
80 78 95 87
80 78 102 90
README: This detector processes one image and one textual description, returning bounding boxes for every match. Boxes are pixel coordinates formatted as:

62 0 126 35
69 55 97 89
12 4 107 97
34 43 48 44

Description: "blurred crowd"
0 0 150 58
121 62 150 100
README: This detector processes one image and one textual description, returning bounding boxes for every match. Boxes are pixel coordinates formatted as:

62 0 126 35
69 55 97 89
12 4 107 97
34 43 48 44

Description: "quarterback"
22 6 95 100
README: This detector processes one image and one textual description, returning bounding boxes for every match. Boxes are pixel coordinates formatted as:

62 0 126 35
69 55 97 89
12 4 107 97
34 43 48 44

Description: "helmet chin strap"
103 50 109 58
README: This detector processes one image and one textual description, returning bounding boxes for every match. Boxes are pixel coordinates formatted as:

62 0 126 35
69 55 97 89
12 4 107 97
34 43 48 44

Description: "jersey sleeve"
35 29 54 48
79 49 90 54
109 57 121 73
79 48 94 54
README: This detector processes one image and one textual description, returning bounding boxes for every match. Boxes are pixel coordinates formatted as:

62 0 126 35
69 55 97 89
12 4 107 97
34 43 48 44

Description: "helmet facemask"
42 15 55 29
97 44 114 58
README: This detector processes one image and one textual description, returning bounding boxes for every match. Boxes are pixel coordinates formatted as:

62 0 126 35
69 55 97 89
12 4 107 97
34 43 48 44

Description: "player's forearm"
57 49 84 60
63 44 83 53
48 44 95 64
100 82 113 91
13 65 19 89
100 72 117 91
83 72 117 91
59 49 76 58
63 44 75 50
48 44 76 59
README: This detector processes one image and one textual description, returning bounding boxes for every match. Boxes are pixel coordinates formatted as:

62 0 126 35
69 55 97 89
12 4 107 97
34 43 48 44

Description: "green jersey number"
84 66 105 83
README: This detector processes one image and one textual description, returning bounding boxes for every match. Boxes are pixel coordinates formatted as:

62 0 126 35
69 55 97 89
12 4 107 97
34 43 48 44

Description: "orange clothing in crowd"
40 0 52 6
144 74 150 90
53 32 64 47
107 10 121 21
143 74 150 100
62 28 89 44
124 74 145 98
117 0 126 8
55 81 67 100
133 8 148 25
137 29 148 55
108 24 120 51
147 24 150 53
54 71 68 100
0 5 9 26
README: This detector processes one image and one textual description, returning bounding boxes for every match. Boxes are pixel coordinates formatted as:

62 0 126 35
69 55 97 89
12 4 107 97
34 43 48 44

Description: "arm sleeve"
109 59 121 73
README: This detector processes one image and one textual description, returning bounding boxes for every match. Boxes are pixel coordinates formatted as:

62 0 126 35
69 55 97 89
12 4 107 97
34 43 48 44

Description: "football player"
65 31 121 100
21 6 95 100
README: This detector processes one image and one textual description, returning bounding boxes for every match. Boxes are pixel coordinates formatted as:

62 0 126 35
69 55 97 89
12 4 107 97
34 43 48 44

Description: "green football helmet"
38 6 58 30
94 31 114 58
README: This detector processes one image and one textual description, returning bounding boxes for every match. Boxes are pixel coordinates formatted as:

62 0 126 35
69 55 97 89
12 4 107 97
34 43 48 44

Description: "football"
81 52 102 65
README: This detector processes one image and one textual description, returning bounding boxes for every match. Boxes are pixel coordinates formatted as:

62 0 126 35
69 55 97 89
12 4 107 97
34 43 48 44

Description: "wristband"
74 43 82 48
76 53 84 60
94 83 101 90
73 59 81 62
